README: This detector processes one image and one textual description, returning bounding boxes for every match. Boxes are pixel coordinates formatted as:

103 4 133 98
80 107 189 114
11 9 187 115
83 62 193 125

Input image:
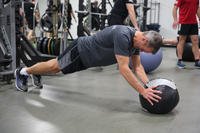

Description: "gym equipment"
0 40 12 67
0 0 16 83
140 48 163 73
76 10 107 34
139 78 179 114
146 23 160 32
0 46 12 83
77 0 111 37
36 37 61 56
41 0 70 55
2 0 10 5
39 0 70 56
17 33 56 67
141 0 151 31
182 42 194 62
40 13 61 32
40 0 62 34
60 0 69 54
0 0 59 84
146 1 160 32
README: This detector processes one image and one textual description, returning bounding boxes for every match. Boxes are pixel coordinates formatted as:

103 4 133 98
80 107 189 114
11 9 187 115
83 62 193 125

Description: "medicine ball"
182 42 194 62
139 78 179 114
140 48 163 73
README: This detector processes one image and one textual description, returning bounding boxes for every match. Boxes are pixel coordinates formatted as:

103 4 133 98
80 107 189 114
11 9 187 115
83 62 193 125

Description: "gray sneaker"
194 61 200 68
31 75 43 89
15 68 29 92
177 61 186 69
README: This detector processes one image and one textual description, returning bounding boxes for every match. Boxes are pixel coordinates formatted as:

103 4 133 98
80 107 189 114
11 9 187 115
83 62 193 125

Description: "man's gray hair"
144 30 163 54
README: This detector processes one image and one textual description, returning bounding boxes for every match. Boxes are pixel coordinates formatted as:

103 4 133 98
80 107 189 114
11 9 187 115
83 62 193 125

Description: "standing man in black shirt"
108 0 139 31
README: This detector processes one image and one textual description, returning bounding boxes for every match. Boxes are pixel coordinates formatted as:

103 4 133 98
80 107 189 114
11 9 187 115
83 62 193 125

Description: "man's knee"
190 36 199 45
178 36 187 45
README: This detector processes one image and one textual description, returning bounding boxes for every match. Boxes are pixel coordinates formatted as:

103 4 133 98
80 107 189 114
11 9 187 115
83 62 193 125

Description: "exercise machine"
0 0 16 83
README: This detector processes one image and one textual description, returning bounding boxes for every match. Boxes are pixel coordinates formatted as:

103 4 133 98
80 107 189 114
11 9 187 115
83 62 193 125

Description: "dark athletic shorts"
178 24 198 35
24 2 35 30
57 39 87 74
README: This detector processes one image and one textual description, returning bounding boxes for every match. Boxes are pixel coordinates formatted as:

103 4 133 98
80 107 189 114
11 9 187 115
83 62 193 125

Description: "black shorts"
26 18 37 30
57 39 87 74
24 2 35 30
178 24 198 35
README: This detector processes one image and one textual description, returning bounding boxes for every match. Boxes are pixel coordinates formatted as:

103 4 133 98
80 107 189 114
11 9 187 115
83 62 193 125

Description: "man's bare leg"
190 35 200 67
176 35 187 68
26 59 61 75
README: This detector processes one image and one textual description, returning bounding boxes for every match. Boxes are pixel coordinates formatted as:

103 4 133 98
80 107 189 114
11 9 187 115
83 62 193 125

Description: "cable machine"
77 0 112 37
0 0 69 83
0 0 16 83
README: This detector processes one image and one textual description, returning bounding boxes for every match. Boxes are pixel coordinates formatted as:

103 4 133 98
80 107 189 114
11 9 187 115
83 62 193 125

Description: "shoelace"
35 75 41 82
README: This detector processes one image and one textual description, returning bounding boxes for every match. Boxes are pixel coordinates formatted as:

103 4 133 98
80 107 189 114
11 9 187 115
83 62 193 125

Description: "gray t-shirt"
77 25 139 67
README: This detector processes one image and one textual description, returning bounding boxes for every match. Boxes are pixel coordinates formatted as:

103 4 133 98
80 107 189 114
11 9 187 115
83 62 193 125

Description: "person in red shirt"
172 0 200 68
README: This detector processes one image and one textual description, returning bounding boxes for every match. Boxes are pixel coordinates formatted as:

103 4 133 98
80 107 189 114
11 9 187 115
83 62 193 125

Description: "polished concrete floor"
0 48 200 133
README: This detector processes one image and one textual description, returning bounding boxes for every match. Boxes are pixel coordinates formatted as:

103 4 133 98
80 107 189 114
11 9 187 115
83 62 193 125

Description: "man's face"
135 34 154 53
140 45 154 53
139 36 148 46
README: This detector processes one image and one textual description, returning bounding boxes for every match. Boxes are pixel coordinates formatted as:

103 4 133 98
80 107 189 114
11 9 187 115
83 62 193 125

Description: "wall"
159 0 177 38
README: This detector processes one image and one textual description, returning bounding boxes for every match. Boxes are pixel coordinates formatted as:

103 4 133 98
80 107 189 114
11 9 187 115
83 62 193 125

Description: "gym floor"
0 47 200 133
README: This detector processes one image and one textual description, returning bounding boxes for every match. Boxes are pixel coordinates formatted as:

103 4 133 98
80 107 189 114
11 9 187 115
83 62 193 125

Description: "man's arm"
197 7 200 19
115 54 161 105
131 55 149 84
126 3 140 31
172 4 178 29
71 8 77 23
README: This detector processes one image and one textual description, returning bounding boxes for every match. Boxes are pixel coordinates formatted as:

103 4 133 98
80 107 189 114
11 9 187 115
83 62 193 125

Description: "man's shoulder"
110 25 135 35
110 25 130 29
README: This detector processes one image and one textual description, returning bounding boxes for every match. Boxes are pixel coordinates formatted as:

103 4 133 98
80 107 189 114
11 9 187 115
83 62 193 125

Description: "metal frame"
0 0 58 83
77 0 112 37
0 0 16 82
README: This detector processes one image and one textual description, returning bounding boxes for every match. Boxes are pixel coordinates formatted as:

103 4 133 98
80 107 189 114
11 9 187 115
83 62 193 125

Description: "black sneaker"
194 61 200 68
15 68 29 92
31 75 43 89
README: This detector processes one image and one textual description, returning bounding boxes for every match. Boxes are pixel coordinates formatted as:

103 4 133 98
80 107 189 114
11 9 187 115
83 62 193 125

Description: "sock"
20 68 29 76
178 59 182 62
195 59 199 64
195 59 199 66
